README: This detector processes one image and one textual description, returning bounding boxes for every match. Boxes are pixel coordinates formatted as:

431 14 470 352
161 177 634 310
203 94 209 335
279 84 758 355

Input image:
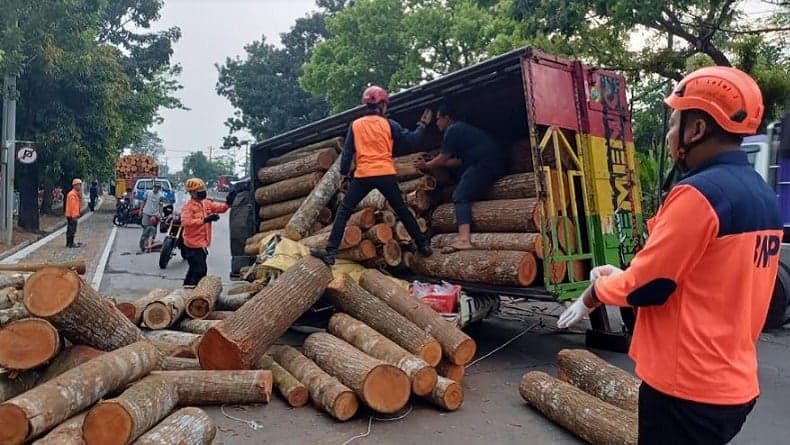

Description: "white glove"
557 285 597 329
590 264 623 281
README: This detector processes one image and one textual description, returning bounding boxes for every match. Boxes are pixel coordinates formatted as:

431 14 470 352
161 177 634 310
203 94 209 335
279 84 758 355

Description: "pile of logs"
115 153 159 177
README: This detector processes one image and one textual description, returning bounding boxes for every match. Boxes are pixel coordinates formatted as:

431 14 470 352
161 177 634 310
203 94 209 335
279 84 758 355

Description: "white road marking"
91 225 118 291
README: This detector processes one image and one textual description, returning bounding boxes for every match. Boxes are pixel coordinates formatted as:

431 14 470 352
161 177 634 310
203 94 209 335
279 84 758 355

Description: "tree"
182 151 234 181
127 131 165 162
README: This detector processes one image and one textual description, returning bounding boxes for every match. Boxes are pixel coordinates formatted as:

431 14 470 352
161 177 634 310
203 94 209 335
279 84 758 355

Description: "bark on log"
0 288 19 310
142 289 189 330
35 345 103 385
406 190 432 213
259 212 294 232
376 210 396 226
32 412 86 445
426 376 464 411
205 311 234 320
23 267 144 351
198 257 332 370
356 190 388 211
259 196 307 220
143 330 200 355
0 304 29 326
117 289 170 325
159 357 201 371
257 148 337 185
300 225 362 249
326 274 441 366
266 137 343 166
519 371 637 445
150 370 272 405
557 349 640 412
378 241 402 267
0 341 160 444
82 375 178 445
131 407 216 445
176 319 220 334
254 172 322 205
360 269 476 366
430 199 541 233
0 372 40 403
407 249 538 287
227 281 265 296
217 292 253 311
319 208 377 234
417 217 428 233
329 313 437 396
285 154 343 241
0 261 86 275
303 332 410 414
335 240 377 262
482 172 569 210
394 159 424 180
399 176 437 193
256 354 308 407
0 275 25 290
436 360 465 383
272 346 358 421
431 232 540 252
0 318 61 373
364 224 393 244
184 276 223 319
394 222 411 244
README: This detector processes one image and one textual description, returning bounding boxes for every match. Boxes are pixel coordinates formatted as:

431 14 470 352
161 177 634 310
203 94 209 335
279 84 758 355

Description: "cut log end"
518 253 538 287
0 404 28 444
186 299 211 319
285 386 309 408
431 377 464 411
363 364 411 414
82 401 133 445
142 302 171 330
452 339 477 366
412 366 439 397
417 342 443 368
197 327 244 370
0 318 60 371
332 391 360 422
22 267 81 317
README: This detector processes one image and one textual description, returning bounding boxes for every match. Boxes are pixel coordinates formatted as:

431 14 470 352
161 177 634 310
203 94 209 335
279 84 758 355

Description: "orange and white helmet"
185 177 206 192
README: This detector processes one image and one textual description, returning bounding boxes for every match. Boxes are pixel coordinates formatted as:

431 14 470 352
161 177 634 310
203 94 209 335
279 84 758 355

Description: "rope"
220 405 264 431
465 321 542 369
340 404 413 445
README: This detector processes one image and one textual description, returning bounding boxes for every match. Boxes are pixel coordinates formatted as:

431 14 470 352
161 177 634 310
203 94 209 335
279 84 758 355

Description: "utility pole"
208 146 213 162
1 75 17 244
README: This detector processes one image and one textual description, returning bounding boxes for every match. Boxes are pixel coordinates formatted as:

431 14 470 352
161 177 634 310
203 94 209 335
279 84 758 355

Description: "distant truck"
115 154 159 200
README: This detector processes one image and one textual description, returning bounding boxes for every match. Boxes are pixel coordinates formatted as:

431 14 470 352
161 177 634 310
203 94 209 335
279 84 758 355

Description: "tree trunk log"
117 289 170 325
205 311 234 320
426 376 464 411
198 257 332 370
143 330 200 354
394 159 423 180
399 176 437 194
150 370 272 405
359 269 476 365
265 137 343 166
376 210 396 226
431 232 540 252
259 212 294 232
436 360 465 383
272 346 358 421
328 313 437 397
0 275 25 290
257 148 337 185
0 261 86 275
255 355 308 408
0 288 20 310
356 190 388 211
335 240 377 262
259 196 307 220
378 241 402 267
394 222 411 244
407 249 538 287
485 172 569 211
23 267 143 351
430 199 541 233
130 407 216 445
406 190 431 213
0 304 29 326
82 375 178 445
326 274 441 366
319 208 377 234
557 349 640 413
227 281 265 296
0 318 61 373
176 319 219 334
300 225 362 249
32 412 86 445
217 292 252 311
185 276 223 320
159 357 201 371
519 371 637 445
142 289 189 330
364 224 393 244
1 372 40 403
303 332 410 414
0 341 160 444
284 154 343 241
254 172 322 205
36 345 103 386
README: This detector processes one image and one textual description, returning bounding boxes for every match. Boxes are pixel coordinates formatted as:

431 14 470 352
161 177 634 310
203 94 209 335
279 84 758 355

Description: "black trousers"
182 246 208 286
638 382 755 445
66 218 78 246
328 175 426 250
452 162 505 225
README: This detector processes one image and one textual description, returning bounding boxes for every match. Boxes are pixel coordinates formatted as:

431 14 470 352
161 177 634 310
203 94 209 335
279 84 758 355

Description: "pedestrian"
139 182 164 252
557 66 776 445
416 103 507 252
180 177 234 287
88 180 99 212
310 85 434 265
65 178 83 248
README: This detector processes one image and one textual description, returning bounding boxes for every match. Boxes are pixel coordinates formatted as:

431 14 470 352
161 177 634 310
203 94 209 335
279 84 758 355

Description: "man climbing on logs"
310 85 434 265
557 66 777 445
181 177 236 287
65 178 83 248
417 103 507 252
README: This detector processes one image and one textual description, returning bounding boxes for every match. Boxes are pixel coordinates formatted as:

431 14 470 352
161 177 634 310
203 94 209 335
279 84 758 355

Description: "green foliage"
636 150 662 218
127 131 165 162
182 151 234 181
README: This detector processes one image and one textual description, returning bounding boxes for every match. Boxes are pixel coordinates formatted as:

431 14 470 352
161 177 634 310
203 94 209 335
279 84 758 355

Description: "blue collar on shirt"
681 150 748 179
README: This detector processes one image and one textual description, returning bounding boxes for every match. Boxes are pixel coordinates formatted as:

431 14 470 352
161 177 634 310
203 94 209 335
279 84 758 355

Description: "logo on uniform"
754 235 780 268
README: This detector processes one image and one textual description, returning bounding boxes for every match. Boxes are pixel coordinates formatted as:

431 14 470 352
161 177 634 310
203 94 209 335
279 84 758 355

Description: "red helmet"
664 66 764 135
362 86 389 105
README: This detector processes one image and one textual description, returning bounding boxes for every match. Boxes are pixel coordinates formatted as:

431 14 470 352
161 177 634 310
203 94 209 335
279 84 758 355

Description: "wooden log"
326 274 441 366
176 318 220 334
436 360 465 382
285 154 343 241
376 210 396 226
159 357 201 371
417 217 428 233
0 341 160 444
0 261 86 275
151 370 272 405
83 375 178 445
399 176 437 193
335 239 377 262
23 267 143 351
259 196 307 219
35 345 103 385
143 330 200 353
426 376 464 411
243 233 268 250
32 412 87 445
300 225 362 249
184 276 223 319
364 223 393 244
406 190 431 213
485 171 570 211
0 275 24 290
406 249 538 287
394 159 424 180
430 198 541 233
217 291 252 311
254 171 322 205
431 232 540 252
356 190 388 211
1 372 40 403
205 311 234 320
198 257 332 370
266 137 343 166
117 289 170 325
259 212 294 232
329 313 437 396
519 371 637 445
142 288 188 330
359 269 476 365
557 349 640 412
0 318 61 373
257 147 337 185
394 221 411 244
379 241 402 267
227 281 265 296
0 287 19 310
272 346 358 421
0 304 29 326
303 332 410 414
131 407 216 445
255 354 308 407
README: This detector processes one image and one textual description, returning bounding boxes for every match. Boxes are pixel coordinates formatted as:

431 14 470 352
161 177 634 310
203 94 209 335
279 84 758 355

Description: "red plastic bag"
409 281 461 314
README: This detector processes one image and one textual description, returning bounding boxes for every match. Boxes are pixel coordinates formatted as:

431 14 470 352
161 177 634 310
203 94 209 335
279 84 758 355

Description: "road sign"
16 146 37 164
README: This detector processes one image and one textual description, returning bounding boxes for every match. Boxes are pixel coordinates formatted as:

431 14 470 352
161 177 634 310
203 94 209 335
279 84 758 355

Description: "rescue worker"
65 178 83 248
558 66 778 444
180 178 235 286
310 85 434 265
417 103 507 251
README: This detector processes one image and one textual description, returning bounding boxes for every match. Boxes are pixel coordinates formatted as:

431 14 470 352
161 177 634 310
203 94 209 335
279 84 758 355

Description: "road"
85 193 790 444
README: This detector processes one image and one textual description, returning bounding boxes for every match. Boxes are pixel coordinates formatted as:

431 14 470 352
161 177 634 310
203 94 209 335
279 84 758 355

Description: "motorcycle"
159 204 185 269
113 200 143 227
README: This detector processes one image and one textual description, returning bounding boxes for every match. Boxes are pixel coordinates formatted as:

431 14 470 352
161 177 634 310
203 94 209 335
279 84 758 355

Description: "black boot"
310 247 337 266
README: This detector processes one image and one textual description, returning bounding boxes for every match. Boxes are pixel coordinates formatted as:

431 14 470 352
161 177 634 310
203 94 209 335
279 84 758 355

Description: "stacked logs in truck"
115 153 158 177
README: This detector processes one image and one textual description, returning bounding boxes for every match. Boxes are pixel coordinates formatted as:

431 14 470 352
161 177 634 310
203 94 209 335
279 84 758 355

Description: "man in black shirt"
418 103 507 251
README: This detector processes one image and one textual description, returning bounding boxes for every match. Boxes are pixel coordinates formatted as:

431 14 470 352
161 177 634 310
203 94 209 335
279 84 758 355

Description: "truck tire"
764 260 790 330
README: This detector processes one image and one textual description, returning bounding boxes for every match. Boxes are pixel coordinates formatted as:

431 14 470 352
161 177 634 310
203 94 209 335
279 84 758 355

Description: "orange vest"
65 189 81 218
351 115 396 178
180 199 229 248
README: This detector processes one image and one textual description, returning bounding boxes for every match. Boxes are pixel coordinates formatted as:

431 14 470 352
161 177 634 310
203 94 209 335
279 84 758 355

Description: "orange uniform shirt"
180 199 229 248
65 189 81 218
339 114 426 178
594 150 782 405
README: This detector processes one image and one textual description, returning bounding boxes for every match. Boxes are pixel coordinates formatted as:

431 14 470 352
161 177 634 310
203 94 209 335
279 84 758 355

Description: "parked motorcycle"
113 200 143 227
159 204 185 269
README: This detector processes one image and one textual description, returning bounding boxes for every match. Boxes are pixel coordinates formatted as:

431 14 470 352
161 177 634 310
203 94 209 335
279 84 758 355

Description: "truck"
115 154 159 201
231 47 790 350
